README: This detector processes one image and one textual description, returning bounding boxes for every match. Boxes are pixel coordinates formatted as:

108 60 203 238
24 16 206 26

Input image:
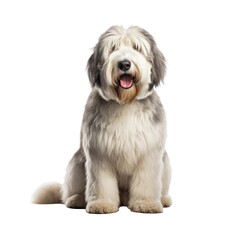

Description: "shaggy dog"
32 26 172 213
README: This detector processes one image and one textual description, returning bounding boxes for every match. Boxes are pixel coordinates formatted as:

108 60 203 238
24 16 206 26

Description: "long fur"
32 182 62 204
32 26 172 213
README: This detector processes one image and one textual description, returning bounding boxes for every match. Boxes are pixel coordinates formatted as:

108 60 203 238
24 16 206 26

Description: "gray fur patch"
87 52 101 87
140 28 166 88
140 91 164 124
82 89 106 142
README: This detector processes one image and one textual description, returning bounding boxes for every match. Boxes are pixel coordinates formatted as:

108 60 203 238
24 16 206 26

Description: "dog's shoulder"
138 90 165 124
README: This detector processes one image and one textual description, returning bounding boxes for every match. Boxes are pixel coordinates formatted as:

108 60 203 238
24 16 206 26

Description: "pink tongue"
120 75 133 89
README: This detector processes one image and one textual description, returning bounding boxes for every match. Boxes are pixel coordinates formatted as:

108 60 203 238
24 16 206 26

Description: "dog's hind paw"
161 195 172 208
65 194 85 209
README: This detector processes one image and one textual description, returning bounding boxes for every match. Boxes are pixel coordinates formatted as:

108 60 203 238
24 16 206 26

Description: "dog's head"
87 26 166 104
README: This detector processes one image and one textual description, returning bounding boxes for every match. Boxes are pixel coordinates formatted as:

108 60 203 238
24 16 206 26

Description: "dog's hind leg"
161 151 172 207
62 148 86 208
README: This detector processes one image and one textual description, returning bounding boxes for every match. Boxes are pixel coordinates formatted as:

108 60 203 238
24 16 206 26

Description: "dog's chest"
95 102 162 173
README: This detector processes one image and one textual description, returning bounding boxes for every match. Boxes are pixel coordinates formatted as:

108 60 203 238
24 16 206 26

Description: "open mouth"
119 74 134 89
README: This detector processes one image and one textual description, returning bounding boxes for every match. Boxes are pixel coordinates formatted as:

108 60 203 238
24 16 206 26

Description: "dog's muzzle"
117 60 135 89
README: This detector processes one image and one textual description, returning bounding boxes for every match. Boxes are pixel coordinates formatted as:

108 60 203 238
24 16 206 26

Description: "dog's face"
87 26 166 104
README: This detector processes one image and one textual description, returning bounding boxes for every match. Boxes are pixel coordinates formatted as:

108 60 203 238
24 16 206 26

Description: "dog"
32 26 172 213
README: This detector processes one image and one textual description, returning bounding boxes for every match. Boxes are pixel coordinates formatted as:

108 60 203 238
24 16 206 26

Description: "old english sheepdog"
32 26 172 213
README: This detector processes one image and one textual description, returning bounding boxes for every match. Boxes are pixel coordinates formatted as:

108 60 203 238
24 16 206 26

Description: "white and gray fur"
32 26 172 213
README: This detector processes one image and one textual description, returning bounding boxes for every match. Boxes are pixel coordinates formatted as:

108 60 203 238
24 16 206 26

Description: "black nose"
118 60 131 71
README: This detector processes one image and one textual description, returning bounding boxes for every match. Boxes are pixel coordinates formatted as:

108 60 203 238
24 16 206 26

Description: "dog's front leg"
128 151 164 213
85 153 119 214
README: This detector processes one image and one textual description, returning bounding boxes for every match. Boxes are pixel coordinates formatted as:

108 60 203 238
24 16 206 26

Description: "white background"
0 0 239 239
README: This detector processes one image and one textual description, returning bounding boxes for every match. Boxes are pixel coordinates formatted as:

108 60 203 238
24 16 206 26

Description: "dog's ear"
139 28 166 90
87 46 101 87
151 46 166 88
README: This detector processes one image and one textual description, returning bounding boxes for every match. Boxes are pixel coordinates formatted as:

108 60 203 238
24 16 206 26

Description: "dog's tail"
31 182 62 204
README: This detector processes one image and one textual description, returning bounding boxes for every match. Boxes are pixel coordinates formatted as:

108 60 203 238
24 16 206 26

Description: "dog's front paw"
129 200 163 213
86 200 119 214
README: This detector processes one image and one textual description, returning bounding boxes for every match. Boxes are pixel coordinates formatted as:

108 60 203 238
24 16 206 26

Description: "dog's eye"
111 45 116 52
133 44 141 52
